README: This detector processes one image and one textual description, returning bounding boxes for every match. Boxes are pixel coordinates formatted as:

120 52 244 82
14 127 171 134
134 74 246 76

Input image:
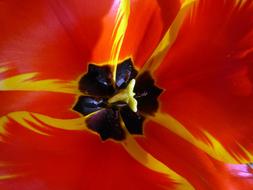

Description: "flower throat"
73 58 163 141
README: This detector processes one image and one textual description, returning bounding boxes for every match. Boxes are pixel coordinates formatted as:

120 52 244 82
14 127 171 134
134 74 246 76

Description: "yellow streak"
0 66 9 74
0 116 8 135
0 72 78 94
235 0 248 8
0 111 88 137
110 0 130 81
151 113 253 164
122 134 195 190
32 113 87 131
142 0 196 73
0 174 20 180
10 112 48 135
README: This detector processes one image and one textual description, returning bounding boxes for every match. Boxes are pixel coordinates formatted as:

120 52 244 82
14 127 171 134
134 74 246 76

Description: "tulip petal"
141 0 196 74
0 114 187 190
155 0 253 163
122 133 195 190
0 0 114 80
139 120 253 189
149 112 253 164
0 71 78 94
92 0 181 67
0 111 88 138
110 0 130 80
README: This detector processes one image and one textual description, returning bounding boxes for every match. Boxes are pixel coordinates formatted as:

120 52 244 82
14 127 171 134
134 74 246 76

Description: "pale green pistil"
108 79 137 112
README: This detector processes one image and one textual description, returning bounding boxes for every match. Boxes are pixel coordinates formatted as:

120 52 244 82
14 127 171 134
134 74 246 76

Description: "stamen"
108 79 137 112
73 61 162 141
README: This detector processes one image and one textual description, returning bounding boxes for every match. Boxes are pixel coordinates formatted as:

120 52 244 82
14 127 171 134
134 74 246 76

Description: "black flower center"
73 58 163 141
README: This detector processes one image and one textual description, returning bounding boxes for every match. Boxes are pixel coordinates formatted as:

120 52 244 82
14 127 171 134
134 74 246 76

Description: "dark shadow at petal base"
120 106 144 135
135 72 163 115
74 61 162 141
73 96 105 116
116 58 138 89
86 109 126 141
79 64 115 97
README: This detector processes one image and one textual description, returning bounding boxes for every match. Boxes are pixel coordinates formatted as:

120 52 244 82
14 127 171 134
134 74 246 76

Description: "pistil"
108 79 137 112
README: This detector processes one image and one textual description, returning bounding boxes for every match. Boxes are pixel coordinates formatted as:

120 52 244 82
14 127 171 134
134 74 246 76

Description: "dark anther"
135 72 163 115
73 59 163 141
79 64 115 97
116 58 138 89
120 106 144 135
73 96 106 116
86 109 125 141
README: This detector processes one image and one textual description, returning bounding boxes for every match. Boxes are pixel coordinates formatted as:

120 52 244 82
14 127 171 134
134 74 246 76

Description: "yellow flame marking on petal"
0 72 78 94
121 119 194 190
0 174 21 180
122 134 195 190
32 112 88 131
0 66 9 74
0 116 8 135
6 112 48 136
110 0 130 81
235 0 248 8
151 113 253 164
0 162 17 167
0 111 88 138
141 0 196 74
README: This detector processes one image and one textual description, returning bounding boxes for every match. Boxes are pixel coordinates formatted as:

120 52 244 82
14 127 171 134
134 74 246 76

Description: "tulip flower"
0 0 253 189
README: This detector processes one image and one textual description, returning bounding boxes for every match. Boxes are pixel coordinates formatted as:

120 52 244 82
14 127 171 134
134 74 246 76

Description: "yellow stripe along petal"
110 0 130 81
0 111 88 137
235 0 250 8
0 174 22 180
1 111 195 189
0 72 78 94
150 113 253 164
0 161 27 180
122 134 194 190
120 119 194 190
32 113 88 131
0 66 9 74
141 0 196 74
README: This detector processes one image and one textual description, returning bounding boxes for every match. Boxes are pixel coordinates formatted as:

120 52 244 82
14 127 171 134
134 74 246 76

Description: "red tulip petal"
141 0 196 73
154 0 253 162
149 112 253 164
0 91 78 119
120 0 181 67
92 0 181 67
138 120 253 189
0 68 79 117
0 0 116 118
0 71 77 94
0 117 181 190
0 0 114 80
122 127 194 190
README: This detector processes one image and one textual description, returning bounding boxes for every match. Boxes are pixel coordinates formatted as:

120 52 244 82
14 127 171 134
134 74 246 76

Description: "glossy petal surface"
156 0 253 161
1 0 253 189
0 0 184 189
